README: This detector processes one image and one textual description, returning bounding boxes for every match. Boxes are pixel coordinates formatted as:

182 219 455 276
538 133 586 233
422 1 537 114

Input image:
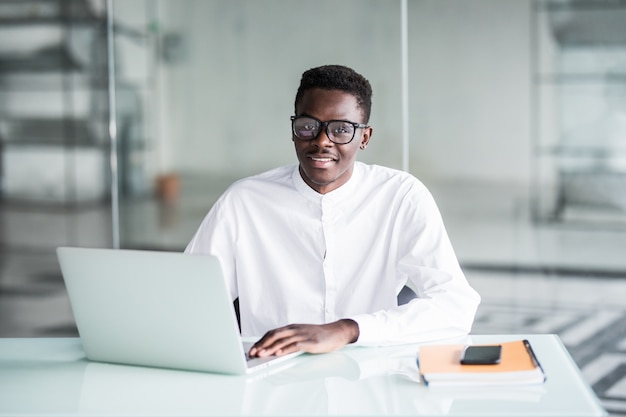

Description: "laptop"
56 247 303 374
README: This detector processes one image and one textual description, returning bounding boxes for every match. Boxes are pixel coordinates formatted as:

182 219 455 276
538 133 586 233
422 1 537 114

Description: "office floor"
1 179 625 415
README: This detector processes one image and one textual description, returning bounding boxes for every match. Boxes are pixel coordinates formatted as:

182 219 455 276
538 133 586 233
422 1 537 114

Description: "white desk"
0 334 606 416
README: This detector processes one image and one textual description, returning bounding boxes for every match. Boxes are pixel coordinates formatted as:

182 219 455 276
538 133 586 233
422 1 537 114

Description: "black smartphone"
460 344 502 365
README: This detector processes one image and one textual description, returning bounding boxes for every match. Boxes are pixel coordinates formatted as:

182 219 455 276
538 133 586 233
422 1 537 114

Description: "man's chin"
307 175 348 194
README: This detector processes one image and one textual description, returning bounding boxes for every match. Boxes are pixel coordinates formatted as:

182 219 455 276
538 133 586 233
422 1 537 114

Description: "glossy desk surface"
0 334 606 416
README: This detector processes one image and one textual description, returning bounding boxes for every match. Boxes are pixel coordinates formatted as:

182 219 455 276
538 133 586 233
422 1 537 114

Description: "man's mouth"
307 154 336 168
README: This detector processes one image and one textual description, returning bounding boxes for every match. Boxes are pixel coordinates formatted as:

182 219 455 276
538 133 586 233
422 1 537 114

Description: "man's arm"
248 319 359 357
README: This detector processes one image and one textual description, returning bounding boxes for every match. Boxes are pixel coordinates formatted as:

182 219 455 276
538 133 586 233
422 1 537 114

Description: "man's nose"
313 127 333 146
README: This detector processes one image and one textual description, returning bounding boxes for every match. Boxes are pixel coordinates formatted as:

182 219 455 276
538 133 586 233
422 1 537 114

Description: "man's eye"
331 123 352 135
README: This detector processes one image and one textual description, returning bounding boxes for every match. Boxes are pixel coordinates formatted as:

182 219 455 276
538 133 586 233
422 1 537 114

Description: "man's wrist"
339 318 360 344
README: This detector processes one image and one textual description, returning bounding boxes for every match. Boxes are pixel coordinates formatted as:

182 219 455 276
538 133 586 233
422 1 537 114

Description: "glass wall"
111 0 626 273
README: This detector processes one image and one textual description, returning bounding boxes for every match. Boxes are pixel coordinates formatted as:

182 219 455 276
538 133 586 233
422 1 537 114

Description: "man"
185 65 480 358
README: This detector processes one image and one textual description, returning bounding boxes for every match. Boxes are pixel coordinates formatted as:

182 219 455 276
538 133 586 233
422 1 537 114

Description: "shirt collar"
292 162 362 205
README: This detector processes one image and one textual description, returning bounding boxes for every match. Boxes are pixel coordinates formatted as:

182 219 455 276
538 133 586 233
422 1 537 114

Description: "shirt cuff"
348 314 385 346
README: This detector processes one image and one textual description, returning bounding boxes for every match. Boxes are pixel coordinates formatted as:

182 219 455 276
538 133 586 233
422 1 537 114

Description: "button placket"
321 199 337 322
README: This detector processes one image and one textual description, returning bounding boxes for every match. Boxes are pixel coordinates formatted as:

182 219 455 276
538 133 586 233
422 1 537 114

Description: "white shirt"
185 162 480 346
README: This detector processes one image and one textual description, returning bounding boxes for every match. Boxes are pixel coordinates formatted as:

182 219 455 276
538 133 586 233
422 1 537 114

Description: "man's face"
293 88 372 194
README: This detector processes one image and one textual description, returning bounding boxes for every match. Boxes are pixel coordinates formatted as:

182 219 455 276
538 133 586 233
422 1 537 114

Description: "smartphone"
460 344 502 365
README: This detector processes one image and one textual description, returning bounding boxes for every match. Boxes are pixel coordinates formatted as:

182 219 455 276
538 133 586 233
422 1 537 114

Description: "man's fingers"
249 325 304 357
257 340 301 357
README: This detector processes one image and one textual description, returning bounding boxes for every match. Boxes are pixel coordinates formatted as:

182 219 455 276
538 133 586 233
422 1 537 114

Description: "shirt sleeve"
348 185 481 346
184 194 239 302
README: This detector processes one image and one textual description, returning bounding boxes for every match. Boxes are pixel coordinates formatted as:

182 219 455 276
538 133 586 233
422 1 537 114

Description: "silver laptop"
56 247 303 374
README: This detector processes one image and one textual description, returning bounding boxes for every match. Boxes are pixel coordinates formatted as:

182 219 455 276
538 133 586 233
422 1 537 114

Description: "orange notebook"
418 339 546 386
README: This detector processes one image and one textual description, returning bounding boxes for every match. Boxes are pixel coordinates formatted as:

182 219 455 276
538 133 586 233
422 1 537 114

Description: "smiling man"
186 65 480 357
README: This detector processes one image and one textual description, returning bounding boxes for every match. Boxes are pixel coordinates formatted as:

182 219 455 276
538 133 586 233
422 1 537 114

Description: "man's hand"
248 319 359 358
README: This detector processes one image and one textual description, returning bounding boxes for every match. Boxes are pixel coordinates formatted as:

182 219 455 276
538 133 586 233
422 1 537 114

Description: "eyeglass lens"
292 117 356 144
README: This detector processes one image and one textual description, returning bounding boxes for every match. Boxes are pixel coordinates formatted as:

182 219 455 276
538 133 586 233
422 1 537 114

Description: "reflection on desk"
0 335 607 416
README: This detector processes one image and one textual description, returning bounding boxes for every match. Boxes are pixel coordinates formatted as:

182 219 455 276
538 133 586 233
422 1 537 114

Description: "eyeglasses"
291 116 368 145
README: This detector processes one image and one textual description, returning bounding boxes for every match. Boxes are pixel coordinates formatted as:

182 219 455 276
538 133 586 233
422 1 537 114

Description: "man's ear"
360 126 373 150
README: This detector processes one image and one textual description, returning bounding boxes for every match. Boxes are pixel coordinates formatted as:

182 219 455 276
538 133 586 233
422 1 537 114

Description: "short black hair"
294 65 373 123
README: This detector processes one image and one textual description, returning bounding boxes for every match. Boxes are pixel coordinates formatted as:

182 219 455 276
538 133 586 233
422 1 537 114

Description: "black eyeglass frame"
290 115 369 145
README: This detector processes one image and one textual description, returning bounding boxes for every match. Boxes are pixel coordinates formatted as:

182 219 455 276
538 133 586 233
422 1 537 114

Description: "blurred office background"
1 0 626 414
